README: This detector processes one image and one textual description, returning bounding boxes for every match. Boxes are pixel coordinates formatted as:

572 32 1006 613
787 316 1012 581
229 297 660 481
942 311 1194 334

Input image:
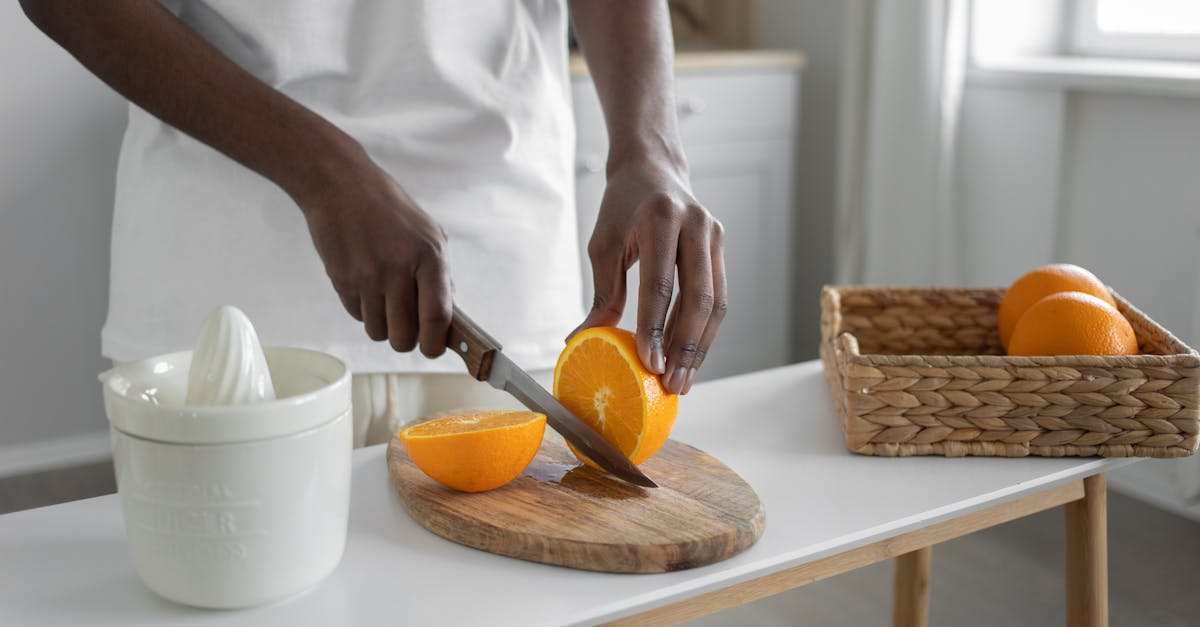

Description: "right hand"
293 158 452 358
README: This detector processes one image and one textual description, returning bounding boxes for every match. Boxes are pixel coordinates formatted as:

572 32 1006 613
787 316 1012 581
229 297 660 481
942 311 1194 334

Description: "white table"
0 361 1133 626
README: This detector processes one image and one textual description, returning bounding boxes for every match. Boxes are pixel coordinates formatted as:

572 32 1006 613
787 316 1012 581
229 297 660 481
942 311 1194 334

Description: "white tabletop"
0 361 1135 626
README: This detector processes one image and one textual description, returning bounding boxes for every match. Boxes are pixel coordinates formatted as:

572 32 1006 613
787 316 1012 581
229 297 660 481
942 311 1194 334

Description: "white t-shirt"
102 1 583 373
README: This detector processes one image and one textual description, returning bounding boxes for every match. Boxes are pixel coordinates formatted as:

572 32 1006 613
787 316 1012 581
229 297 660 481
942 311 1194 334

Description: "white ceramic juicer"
100 307 351 609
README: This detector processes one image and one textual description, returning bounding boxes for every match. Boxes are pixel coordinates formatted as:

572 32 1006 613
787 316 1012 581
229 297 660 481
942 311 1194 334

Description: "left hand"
573 160 727 396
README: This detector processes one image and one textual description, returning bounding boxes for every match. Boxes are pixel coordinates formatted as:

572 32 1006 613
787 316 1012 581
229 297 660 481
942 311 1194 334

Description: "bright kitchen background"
1 0 1199 523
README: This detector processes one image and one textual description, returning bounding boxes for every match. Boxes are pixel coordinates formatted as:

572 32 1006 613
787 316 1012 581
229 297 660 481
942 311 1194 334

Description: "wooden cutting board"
386 433 765 573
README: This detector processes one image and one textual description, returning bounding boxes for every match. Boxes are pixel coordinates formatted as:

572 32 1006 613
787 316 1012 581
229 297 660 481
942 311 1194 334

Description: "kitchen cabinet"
572 52 805 382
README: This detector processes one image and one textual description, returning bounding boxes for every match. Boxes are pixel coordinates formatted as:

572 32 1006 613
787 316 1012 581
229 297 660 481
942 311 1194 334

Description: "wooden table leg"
892 545 931 627
1065 473 1108 627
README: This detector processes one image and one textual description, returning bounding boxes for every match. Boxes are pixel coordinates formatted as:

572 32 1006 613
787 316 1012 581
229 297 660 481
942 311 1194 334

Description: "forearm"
20 0 367 206
569 0 687 176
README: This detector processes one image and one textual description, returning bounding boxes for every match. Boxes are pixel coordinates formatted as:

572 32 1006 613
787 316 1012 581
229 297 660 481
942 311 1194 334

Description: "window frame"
1071 0 1200 61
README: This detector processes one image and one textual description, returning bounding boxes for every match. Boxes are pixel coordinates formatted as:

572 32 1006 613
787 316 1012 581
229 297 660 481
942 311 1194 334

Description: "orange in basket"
820 285 1200 459
998 263 1116 349
1008 291 1138 357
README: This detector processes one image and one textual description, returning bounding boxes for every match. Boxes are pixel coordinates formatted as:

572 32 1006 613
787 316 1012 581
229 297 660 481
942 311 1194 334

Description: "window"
1073 0 1200 60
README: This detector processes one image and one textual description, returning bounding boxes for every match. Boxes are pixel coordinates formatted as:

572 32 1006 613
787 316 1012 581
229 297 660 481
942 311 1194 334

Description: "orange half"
397 410 546 493
553 327 678 467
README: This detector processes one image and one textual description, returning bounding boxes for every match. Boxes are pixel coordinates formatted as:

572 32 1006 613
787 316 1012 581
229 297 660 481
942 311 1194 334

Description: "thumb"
568 255 627 341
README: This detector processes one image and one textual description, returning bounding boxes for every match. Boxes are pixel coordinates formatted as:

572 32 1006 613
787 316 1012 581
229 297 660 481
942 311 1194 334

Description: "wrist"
277 126 377 211
606 133 688 181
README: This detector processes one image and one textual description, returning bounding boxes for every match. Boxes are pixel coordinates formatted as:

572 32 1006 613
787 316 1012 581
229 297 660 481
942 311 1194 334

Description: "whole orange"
397 410 546 493
998 263 1116 349
553 327 678 468
1007 291 1138 356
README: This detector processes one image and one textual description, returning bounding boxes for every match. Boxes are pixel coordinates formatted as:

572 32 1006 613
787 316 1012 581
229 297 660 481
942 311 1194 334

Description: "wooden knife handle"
446 305 502 381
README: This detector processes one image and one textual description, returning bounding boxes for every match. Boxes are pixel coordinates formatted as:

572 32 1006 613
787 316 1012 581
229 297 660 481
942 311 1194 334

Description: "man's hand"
576 160 726 396
21 0 453 357
569 0 724 394
297 160 452 358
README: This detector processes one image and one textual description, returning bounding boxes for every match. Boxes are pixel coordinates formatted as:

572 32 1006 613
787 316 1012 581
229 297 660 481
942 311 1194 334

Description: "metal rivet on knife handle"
446 305 501 381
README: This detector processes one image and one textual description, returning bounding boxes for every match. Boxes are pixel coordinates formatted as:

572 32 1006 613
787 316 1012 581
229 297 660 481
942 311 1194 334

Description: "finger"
682 223 727 395
360 292 388 342
416 259 452 358
663 298 681 354
337 288 363 321
663 214 713 394
636 200 681 375
385 282 418 352
569 238 629 340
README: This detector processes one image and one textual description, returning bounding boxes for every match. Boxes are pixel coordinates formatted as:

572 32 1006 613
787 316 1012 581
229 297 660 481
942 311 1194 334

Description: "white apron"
102 0 583 373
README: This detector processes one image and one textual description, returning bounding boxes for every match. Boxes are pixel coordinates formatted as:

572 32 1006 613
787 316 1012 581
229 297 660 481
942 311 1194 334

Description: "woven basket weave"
820 285 1200 458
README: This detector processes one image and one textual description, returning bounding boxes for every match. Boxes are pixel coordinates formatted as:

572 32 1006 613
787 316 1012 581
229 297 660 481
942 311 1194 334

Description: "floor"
2 463 1197 626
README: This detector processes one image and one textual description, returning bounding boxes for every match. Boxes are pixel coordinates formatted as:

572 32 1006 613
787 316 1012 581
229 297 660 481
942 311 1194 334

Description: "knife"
445 305 657 488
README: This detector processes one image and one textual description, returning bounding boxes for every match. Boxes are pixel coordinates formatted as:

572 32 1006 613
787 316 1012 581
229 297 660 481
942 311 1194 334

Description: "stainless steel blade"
485 351 657 488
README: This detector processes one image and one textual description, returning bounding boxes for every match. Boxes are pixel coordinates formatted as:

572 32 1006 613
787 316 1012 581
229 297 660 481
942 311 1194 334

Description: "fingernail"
652 347 666 374
682 368 697 395
666 367 686 393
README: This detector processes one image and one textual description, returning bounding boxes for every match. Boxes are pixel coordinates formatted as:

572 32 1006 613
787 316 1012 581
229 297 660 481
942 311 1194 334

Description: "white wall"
959 88 1200 349
0 6 126 457
773 0 1200 348
962 0 1200 345
957 87 1066 286
1058 93 1200 346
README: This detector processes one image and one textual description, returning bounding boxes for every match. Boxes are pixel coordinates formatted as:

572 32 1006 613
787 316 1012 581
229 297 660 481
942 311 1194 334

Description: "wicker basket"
820 285 1200 458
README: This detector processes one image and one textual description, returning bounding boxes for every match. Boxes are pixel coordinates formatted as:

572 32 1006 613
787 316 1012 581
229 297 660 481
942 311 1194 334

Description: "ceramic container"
100 347 351 609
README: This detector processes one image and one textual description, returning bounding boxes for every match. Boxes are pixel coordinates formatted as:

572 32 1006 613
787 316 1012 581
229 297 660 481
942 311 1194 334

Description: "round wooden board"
386 434 766 573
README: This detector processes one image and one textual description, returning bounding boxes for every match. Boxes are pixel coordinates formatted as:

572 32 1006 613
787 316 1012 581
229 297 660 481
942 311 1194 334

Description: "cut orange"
1008 291 1138 357
553 327 678 468
397 410 546 493
998 263 1116 349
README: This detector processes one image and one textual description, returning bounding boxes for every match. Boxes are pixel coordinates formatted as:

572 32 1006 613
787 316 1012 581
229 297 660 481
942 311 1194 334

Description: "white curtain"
835 0 970 286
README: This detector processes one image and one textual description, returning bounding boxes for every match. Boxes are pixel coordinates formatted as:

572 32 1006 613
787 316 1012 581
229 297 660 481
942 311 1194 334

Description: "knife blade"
445 306 657 488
